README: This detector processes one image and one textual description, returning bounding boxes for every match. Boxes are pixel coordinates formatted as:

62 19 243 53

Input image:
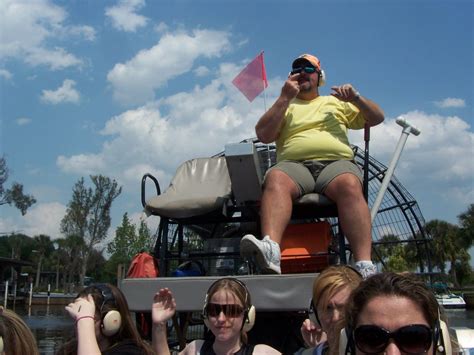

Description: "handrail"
141 173 161 208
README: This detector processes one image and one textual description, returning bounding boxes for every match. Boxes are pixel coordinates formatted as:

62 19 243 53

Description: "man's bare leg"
240 169 300 274
323 173 372 261
260 169 301 244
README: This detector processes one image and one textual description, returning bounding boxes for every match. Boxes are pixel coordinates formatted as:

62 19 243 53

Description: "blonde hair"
0 306 39 355
313 265 362 312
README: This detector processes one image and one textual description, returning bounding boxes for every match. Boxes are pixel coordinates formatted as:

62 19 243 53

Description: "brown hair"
205 278 252 344
57 283 153 355
0 306 39 355
346 272 439 330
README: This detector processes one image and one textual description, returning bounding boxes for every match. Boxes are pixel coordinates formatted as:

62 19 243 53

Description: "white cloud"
67 25 96 41
58 62 271 202
349 110 473 211
16 117 31 126
105 0 148 32
0 69 12 80
0 202 66 240
0 0 91 70
154 22 168 34
434 97 466 108
194 66 210 77
40 79 80 104
106 28 232 105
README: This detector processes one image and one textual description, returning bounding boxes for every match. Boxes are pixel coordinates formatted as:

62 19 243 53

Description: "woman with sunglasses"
296 265 362 355
343 272 453 355
152 278 281 354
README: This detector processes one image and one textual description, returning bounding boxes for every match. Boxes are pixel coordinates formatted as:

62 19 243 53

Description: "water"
15 305 74 355
11 305 474 355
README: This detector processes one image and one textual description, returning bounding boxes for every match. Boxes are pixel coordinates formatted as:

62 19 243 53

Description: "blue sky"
0 0 472 258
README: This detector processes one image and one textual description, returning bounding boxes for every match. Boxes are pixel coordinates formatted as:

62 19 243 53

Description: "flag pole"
261 51 267 112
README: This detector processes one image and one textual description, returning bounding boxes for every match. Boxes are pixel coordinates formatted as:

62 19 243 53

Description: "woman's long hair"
0 306 39 355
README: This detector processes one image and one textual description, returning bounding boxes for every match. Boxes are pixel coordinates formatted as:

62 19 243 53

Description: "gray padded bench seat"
121 273 317 312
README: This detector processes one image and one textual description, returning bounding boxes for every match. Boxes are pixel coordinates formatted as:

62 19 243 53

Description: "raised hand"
152 288 176 325
330 84 360 103
65 294 96 321
300 318 327 348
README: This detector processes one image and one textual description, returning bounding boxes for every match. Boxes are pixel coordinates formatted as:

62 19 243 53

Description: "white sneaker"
354 261 377 279
240 235 281 274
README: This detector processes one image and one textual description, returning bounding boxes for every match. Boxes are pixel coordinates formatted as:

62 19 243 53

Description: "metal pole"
4 280 8 308
370 119 421 222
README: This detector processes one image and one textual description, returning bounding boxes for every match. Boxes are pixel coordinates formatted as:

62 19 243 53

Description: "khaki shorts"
265 159 363 196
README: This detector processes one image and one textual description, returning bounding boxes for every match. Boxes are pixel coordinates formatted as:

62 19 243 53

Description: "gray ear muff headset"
94 284 122 337
0 335 3 353
202 278 256 332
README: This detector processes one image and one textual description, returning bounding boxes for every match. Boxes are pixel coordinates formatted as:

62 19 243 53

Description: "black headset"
93 284 122 337
202 278 256 332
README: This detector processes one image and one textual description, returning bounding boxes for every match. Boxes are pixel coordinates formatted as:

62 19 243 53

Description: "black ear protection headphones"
202 278 256 332
339 309 452 355
308 298 321 327
93 284 122 337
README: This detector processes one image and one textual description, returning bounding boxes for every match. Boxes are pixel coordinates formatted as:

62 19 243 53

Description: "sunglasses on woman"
290 66 318 75
205 303 244 318
354 324 433 354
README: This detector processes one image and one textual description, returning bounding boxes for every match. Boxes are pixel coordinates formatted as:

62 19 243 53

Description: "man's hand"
152 288 176 325
281 73 301 101
331 84 360 103
300 318 327 348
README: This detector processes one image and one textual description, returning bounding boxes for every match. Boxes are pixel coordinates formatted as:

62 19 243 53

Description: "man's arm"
331 84 384 126
256 74 301 143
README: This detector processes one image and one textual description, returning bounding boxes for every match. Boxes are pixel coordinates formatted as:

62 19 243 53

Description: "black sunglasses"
205 303 244 318
290 66 318 75
354 324 433 354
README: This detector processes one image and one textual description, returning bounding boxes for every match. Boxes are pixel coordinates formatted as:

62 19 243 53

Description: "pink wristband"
75 315 95 325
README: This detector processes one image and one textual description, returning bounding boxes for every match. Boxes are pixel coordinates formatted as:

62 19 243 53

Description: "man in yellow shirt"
240 54 384 278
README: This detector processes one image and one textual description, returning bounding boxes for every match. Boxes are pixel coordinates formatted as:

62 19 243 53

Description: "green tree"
61 175 122 286
425 219 470 287
457 204 474 249
106 213 154 277
0 156 36 215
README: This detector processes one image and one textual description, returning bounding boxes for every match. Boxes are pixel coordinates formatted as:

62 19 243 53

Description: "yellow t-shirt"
276 95 366 162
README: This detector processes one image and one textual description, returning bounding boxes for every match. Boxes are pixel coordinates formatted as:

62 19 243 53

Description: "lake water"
12 305 474 355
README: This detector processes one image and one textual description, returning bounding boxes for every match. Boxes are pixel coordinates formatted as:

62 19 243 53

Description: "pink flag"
232 51 268 102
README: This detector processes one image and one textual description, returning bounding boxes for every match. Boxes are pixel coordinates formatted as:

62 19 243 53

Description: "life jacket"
126 252 159 278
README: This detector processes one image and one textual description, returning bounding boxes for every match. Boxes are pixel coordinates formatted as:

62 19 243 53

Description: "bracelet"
75 315 95 325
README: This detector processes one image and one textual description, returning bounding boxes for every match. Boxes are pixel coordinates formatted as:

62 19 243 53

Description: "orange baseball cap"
292 54 322 71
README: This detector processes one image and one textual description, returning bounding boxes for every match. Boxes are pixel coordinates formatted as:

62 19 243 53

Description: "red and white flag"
232 51 268 102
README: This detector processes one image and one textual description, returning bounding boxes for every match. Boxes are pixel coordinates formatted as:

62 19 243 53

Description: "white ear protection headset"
94 284 122 337
0 335 3 354
318 70 326 87
202 278 256 332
